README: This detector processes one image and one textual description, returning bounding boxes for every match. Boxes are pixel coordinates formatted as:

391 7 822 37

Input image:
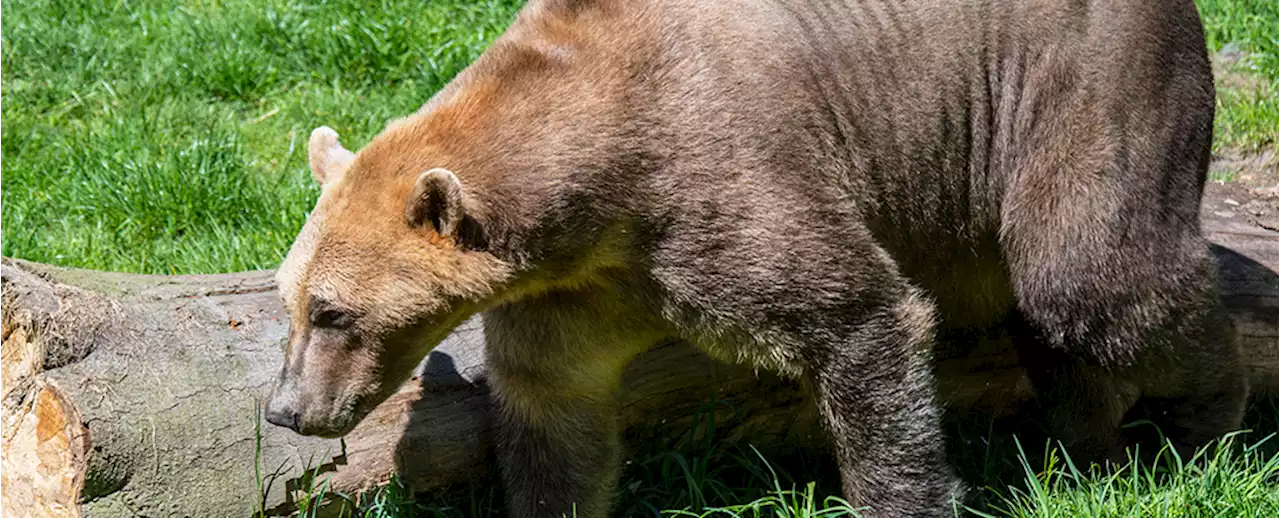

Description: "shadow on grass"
388 398 1276 518
345 244 1279 517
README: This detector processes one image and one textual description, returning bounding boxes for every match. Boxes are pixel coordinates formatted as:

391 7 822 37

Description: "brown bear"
264 0 1245 516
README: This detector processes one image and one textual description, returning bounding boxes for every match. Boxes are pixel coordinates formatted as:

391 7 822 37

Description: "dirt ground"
1205 149 1279 231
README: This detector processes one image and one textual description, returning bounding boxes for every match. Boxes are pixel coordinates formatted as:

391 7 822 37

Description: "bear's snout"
264 374 307 433
263 367 364 438
264 393 302 433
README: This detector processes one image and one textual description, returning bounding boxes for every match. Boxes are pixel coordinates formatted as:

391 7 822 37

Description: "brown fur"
265 0 1244 515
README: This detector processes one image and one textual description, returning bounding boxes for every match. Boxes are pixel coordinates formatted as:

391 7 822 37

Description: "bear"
263 0 1245 516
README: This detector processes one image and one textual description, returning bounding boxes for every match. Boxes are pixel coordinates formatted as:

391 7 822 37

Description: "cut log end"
2 282 48 413
1 381 87 518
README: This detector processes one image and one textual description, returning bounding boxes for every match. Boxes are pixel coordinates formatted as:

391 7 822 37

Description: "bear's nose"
264 399 302 432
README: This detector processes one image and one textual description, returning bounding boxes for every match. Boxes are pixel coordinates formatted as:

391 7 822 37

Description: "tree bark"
3 187 1276 518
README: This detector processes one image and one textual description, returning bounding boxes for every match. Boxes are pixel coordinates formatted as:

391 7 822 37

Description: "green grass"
5 0 1279 516
2 0 522 273
280 420 1278 518
1197 0 1279 152
990 436 1280 518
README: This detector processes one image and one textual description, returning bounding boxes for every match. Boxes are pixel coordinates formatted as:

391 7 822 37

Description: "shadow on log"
2 193 1276 518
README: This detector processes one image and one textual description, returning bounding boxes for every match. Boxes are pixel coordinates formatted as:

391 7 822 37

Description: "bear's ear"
406 168 466 238
308 126 355 186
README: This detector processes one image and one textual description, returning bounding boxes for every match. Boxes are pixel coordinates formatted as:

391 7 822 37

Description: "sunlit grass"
1 0 521 273
1198 0 1278 152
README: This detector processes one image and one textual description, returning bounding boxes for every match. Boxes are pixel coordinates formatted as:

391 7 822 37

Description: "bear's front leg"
804 290 963 516
490 378 622 518
483 294 663 518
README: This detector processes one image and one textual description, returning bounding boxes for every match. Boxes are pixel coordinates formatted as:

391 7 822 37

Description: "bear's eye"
310 308 353 329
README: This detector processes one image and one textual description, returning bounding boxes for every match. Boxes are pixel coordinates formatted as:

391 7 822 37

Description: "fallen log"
2 189 1276 518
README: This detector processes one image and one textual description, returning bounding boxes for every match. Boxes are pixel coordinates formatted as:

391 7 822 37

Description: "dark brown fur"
265 0 1244 516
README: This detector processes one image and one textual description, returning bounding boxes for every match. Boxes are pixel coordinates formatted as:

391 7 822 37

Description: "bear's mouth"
311 423 358 439
293 393 367 438
312 386 393 438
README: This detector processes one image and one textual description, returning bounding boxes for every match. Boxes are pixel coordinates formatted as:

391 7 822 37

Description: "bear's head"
264 126 510 437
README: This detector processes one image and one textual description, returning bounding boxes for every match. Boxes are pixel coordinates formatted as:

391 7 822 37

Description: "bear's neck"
368 0 665 277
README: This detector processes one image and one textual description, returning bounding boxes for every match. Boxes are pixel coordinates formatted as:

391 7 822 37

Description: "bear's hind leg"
1004 188 1248 462
1011 337 1143 463
1127 296 1248 459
